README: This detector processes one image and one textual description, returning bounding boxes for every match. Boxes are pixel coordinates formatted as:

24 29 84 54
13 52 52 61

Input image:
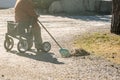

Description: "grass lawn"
74 32 120 64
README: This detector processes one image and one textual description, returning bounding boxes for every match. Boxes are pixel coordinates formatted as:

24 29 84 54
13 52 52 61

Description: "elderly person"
15 0 42 51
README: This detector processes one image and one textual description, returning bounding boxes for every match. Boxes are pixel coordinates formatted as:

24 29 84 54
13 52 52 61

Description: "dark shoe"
36 46 43 53
37 48 40 52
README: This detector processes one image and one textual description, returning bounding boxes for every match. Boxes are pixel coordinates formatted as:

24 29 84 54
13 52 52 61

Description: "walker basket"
7 21 17 35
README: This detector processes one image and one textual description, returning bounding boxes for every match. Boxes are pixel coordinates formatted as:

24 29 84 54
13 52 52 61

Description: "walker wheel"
42 42 51 52
4 37 14 51
17 40 28 53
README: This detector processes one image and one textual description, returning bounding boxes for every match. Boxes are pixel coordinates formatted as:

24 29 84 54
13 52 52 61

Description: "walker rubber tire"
42 42 51 52
4 37 14 51
17 40 28 53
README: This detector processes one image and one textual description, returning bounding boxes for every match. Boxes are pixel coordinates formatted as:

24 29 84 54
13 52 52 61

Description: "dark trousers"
17 21 43 49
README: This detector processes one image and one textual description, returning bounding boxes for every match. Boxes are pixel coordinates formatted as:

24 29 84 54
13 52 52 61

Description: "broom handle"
37 20 62 49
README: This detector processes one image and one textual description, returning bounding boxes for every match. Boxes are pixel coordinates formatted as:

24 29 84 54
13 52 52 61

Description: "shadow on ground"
66 15 111 22
42 13 111 22
9 49 64 64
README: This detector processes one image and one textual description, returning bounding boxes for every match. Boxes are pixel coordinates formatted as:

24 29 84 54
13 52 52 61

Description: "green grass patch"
74 32 120 64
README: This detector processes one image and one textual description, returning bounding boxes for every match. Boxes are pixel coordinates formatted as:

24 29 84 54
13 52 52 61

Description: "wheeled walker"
4 21 51 53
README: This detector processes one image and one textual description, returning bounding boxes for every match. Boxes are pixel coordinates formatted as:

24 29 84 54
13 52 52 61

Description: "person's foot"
36 45 43 52
36 48 40 52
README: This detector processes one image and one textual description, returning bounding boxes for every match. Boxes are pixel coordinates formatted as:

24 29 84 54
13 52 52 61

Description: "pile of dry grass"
71 48 90 57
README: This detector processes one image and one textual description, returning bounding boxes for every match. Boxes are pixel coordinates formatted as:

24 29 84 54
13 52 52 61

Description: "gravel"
0 9 119 80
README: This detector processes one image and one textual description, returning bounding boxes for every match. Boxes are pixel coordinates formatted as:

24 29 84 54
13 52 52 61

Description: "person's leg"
26 26 34 50
17 22 33 49
32 22 43 50
17 22 26 36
